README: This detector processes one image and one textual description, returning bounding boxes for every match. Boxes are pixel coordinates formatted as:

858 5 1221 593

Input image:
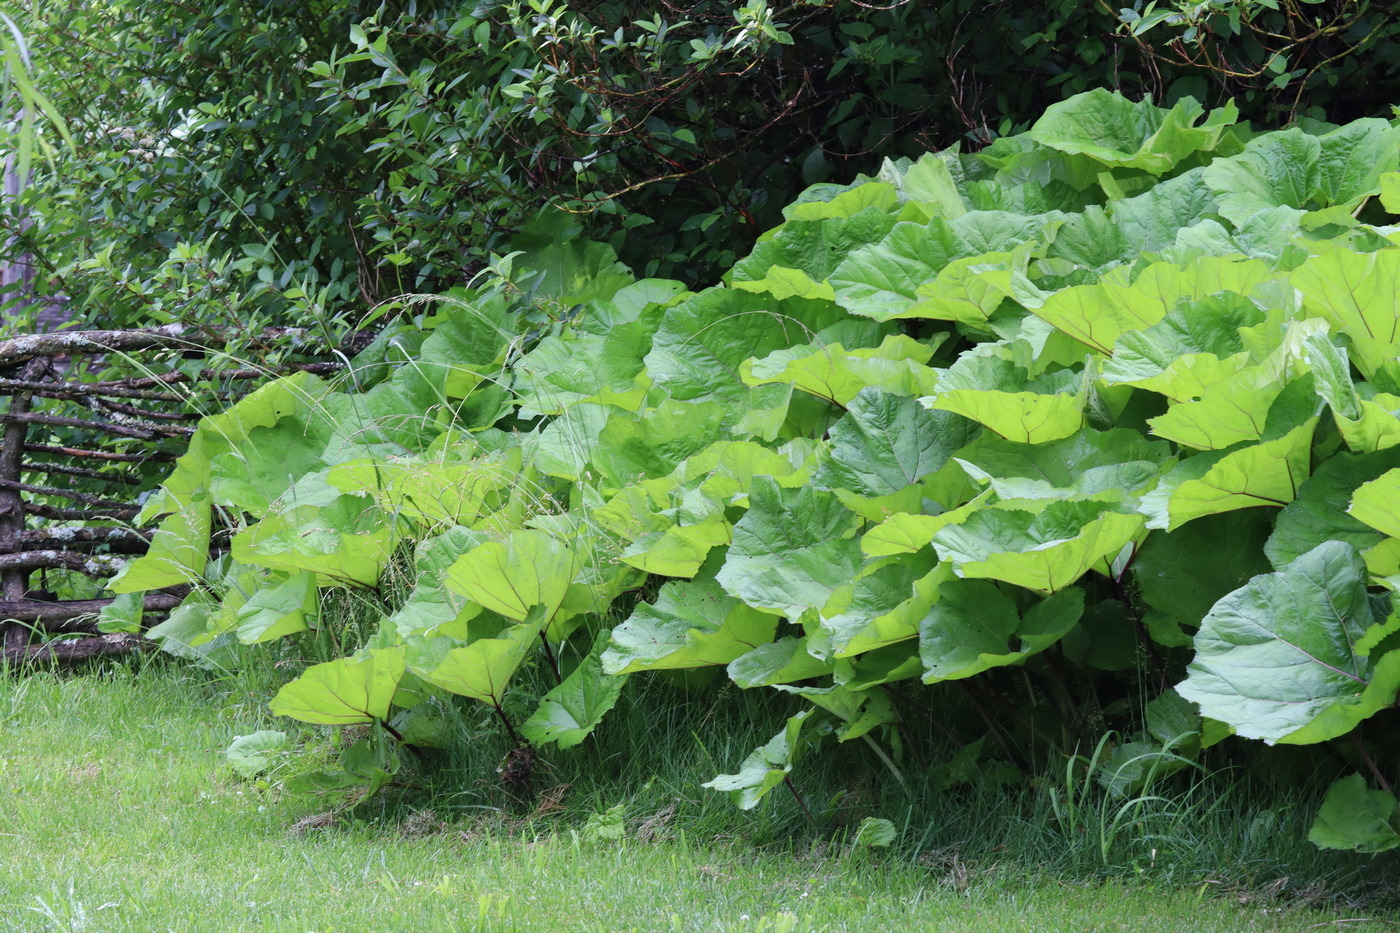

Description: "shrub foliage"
8 0 1400 334
110 89 1400 852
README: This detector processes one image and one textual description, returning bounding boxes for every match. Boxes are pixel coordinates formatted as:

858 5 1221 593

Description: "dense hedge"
6 0 1400 337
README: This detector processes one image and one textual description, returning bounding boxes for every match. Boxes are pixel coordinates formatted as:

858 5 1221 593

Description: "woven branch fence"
0 324 362 666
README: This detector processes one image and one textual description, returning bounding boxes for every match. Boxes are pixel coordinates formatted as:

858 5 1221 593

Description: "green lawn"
1 666 1395 932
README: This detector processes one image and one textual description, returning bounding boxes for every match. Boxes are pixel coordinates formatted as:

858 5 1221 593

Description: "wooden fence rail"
0 326 360 666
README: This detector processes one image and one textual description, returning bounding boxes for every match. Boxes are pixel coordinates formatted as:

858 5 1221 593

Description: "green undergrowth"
2 664 1398 933
89 87 1400 862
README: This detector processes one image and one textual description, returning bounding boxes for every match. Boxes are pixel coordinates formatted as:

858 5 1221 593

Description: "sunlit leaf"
270 647 407 725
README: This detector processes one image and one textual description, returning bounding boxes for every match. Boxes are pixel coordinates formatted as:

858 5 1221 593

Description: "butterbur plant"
121 89 1400 850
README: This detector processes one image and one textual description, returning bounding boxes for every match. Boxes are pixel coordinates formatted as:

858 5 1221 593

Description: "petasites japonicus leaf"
716 476 863 617
1176 541 1400 744
1308 774 1400 853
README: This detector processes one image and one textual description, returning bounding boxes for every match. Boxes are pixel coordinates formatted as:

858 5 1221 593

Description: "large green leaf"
1027 89 1237 175
225 730 291 779
814 557 951 659
731 206 902 290
235 571 318 644
702 710 817 810
512 303 662 415
877 152 968 218
1176 542 1400 744
860 491 992 558
932 500 1144 594
409 620 539 706
740 335 938 406
1312 119 1400 208
270 646 407 725
1033 258 1275 355
407 293 513 400
727 636 834 687
1292 247 1400 379
716 477 863 618
1138 419 1318 531
644 288 844 408
590 399 727 491
1147 366 1291 450
109 494 212 593
920 583 1083 682
922 356 1085 445
1204 128 1321 224
619 515 732 579
387 527 490 639
814 389 973 498
1108 168 1217 253
510 211 633 304
953 427 1169 509
1349 468 1400 539
232 491 399 586
828 219 967 321
830 213 1053 323
1265 449 1400 569
144 592 238 671
1133 510 1274 648
533 403 611 482
772 684 897 742
520 634 627 750
445 529 573 623
134 372 331 522
1205 121 1400 224
1308 774 1400 853
597 440 814 578
1303 333 1400 453
327 454 516 529
602 565 779 674
115 372 341 593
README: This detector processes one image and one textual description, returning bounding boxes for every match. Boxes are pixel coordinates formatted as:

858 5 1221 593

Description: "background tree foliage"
6 0 1399 335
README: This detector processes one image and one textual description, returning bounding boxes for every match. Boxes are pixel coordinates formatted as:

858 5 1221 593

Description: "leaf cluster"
120 90 1400 852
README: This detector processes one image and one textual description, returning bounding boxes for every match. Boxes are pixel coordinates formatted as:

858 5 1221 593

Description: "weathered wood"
0 477 136 510
2 633 151 666
36 614 170 635
0 592 182 624
24 502 139 522
0 377 185 402
88 398 201 422
0 550 125 576
0 324 319 370
20 459 144 485
0 358 43 654
24 443 176 463
70 359 345 392
18 526 151 552
0 410 166 440
0 324 370 664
